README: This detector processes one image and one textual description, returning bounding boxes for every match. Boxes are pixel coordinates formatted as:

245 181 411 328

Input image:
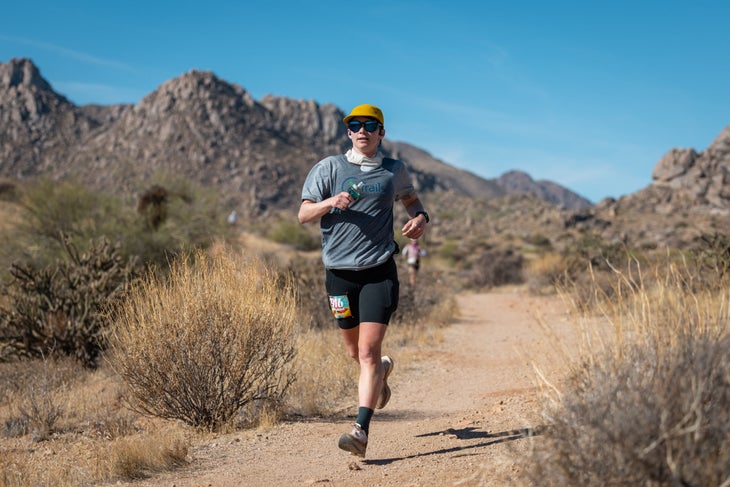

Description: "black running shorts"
325 257 399 329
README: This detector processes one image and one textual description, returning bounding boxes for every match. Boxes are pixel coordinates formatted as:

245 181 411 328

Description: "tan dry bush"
107 248 298 431
524 260 730 486
109 425 189 481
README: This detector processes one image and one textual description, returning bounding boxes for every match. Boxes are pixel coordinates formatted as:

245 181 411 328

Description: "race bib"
329 294 352 319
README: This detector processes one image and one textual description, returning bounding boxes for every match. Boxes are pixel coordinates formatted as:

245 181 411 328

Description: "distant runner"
403 238 425 287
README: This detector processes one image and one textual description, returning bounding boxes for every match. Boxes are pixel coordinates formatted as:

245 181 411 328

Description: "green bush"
1 176 233 281
266 219 320 251
1 178 126 271
121 176 235 270
438 239 462 267
107 249 298 431
688 232 730 284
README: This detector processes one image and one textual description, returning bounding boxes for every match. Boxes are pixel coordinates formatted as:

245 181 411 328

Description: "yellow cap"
343 104 384 125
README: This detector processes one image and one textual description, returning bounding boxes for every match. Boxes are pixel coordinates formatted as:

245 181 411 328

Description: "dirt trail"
125 289 577 487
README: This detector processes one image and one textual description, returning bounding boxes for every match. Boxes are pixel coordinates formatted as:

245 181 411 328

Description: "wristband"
415 211 430 223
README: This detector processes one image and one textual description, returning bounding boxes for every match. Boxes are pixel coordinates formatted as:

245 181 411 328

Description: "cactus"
0 233 138 368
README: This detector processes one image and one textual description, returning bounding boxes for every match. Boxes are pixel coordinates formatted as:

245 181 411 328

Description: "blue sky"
2 1 729 203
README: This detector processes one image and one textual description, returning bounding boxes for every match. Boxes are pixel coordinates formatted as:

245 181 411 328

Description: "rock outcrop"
651 126 730 208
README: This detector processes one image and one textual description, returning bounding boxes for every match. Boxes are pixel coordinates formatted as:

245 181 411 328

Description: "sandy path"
124 289 576 487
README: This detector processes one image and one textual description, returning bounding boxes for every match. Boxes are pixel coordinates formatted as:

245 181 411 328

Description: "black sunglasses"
348 120 381 133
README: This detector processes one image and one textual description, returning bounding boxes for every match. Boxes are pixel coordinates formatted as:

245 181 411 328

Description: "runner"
298 103 429 457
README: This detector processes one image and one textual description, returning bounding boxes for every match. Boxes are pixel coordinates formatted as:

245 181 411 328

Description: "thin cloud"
0 34 135 72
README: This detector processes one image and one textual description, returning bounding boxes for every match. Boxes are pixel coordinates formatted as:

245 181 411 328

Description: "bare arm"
400 193 428 239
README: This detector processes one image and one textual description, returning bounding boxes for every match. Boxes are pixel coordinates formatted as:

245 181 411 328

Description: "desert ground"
117 288 579 487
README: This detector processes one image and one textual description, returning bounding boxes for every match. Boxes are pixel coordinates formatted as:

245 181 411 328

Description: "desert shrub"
136 184 169 230
466 247 524 290
9 377 63 442
437 239 462 266
122 176 234 268
0 178 126 273
525 263 730 486
525 252 569 294
556 234 646 309
0 178 18 201
1 177 233 283
525 232 553 251
394 266 456 326
0 236 138 367
286 256 331 330
17 178 122 245
687 232 730 285
266 219 320 251
107 248 298 431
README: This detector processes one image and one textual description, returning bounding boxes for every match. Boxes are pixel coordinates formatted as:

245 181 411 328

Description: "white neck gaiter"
346 148 384 171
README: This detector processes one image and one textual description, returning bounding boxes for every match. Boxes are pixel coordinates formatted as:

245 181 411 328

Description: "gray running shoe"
338 423 368 457
376 355 394 409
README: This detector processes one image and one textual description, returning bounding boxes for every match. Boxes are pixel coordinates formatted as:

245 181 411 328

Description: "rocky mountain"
0 58 588 219
0 59 107 178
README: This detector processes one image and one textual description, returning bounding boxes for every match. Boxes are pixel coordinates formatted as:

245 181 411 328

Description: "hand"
330 191 354 212
402 214 426 239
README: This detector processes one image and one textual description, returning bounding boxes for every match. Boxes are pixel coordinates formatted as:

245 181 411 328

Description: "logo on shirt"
341 177 382 195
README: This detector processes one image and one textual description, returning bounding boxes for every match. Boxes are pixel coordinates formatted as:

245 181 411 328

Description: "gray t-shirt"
301 154 416 270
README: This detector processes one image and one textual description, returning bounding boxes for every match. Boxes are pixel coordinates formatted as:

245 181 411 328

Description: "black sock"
356 407 374 435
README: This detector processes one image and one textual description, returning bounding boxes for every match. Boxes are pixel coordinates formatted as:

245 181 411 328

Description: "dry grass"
107 425 189 481
523 258 730 486
0 357 190 486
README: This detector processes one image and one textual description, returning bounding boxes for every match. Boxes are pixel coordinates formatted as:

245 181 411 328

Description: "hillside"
0 58 589 217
